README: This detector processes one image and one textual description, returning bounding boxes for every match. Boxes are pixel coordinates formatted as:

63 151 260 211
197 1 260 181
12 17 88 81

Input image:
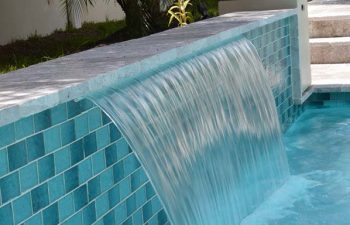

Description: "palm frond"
168 5 180 11
167 0 192 27
168 10 182 26
59 0 95 28
183 0 191 8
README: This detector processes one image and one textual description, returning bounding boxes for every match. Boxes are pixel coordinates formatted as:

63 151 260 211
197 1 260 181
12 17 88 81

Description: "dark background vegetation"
0 0 218 74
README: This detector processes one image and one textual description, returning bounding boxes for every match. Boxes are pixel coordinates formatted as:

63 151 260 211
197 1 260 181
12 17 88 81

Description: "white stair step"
310 37 350 64
309 3 350 19
312 64 350 85
308 3 350 38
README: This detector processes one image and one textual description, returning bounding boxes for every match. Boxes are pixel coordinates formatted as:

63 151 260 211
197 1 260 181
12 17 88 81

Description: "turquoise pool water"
242 106 350 225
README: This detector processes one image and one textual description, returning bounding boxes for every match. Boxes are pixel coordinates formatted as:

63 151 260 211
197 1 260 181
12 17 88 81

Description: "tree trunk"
115 0 167 37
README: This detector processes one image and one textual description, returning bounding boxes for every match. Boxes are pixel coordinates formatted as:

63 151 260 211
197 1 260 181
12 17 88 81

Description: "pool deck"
311 64 350 92
309 0 350 93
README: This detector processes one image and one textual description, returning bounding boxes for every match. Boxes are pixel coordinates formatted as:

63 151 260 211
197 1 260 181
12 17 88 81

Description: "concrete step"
308 3 350 38
312 64 350 86
310 37 350 64
309 17 350 38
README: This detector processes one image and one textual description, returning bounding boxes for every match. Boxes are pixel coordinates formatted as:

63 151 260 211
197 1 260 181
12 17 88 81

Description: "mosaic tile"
48 174 65 203
43 126 61 153
58 194 74 222
0 203 14 225
26 133 45 162
82 202 96 225
0 148 8 177
8 140 27 171
38 154 55 182
50 104 68 126
43 202 59 225
13 193 32 224
31 183 49 213
19 162 38 192
0 171 20 203
14 116 34 141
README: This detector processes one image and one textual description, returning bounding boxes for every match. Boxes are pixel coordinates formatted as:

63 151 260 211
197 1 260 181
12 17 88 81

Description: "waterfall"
90 39 289 225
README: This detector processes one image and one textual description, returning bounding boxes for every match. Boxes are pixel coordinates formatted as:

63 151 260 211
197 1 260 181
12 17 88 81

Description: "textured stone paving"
310 37 350 63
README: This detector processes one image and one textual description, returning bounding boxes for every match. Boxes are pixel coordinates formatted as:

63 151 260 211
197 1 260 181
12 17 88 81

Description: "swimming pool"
242 105 350 225
0 8 314 225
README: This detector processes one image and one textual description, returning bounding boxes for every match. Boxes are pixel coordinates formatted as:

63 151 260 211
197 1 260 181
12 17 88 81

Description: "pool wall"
244 14 302 131
0 10 301 225
304 92 350 109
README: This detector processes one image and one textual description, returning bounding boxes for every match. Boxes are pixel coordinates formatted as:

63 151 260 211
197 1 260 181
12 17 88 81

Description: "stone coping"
309 1 350 21
0 9 296 127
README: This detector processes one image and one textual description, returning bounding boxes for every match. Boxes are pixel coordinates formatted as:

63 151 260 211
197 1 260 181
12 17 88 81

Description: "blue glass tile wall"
0 99 169 225
0 15 299 225
303 92 350 109
244 15 303 131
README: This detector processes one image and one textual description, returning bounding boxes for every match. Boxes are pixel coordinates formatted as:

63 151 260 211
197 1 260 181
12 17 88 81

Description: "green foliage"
203 0 218 17
0 20 126 74
189 0 218 21
0 65 20 74
168 0 193 27
0 0 219 74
